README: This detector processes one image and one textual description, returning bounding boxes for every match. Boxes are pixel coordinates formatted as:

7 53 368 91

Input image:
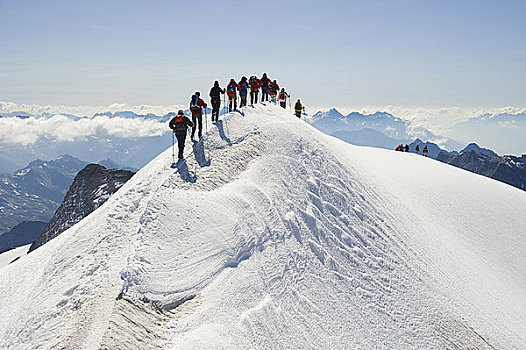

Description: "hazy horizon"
2 100 526 156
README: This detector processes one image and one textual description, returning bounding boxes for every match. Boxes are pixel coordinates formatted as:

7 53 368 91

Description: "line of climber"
169 73 305 160
223 73 290 112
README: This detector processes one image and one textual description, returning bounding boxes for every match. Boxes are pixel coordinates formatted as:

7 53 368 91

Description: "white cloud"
0 101 189 145
497 120 519 129
0 115 169 145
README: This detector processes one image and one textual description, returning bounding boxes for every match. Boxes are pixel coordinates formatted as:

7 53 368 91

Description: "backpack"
279 91 286 101
269 83 276 94
172 115 186 131
227 82 236 93
190 95 200 112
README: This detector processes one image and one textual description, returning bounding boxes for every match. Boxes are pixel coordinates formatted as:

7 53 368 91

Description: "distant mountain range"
3 106 525 173
0 134 166 175
0 155 88 233
307 108 463 151
4 107 524 176
0 155 135 235
332 128 401 149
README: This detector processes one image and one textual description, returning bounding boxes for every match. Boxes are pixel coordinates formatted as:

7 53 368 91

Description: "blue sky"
1 0 525 109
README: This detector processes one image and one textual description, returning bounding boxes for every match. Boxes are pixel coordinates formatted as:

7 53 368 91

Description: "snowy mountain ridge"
0 104 525 349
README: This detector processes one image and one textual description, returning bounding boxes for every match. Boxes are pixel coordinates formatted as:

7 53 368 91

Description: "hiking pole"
205 108 208 133
172 131 175 164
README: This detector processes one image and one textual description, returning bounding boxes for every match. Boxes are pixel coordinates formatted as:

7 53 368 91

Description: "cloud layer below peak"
0 102 185 145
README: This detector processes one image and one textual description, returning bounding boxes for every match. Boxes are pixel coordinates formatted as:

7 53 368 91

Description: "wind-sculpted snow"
0 104 525 349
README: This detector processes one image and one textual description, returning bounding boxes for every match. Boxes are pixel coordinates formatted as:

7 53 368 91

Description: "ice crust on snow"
0 104 525 349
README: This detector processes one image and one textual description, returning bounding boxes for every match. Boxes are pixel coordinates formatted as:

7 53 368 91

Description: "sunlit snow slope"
0 104 525 350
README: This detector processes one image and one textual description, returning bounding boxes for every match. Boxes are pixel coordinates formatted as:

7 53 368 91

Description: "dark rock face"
0 155 88 233
437 151 526 191
29 164 135 252
0 221 47 251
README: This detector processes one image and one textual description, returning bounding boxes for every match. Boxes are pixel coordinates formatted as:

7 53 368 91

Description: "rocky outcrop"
29 164 134 252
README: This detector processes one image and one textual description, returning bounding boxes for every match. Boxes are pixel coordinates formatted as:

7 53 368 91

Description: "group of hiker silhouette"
169 73 305 160
396 144 428 156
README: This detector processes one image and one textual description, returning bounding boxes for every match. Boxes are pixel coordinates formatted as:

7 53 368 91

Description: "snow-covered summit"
0 104 525 349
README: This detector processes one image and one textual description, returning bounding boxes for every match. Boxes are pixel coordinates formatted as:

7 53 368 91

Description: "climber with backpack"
269 80 279 104
260 73 271 102
169 110 194 159
209 81 225 123
227 78 239 112
294 99 304 118
278 88 289 109
189 92 207 141
248 75 260 105
423 146 429 157
238 76 249 108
